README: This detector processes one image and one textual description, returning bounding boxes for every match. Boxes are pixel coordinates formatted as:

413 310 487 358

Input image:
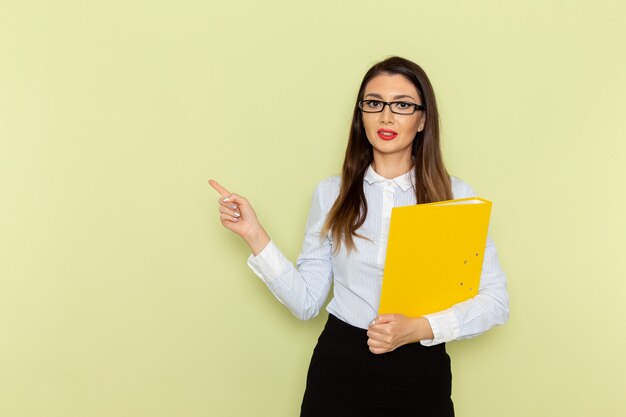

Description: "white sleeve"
246 182 334 320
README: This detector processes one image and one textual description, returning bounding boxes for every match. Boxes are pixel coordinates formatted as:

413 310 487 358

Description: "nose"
379 103 395 124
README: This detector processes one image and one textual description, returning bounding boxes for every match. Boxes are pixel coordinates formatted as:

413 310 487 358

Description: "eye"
365 100 382 108
396 101 413 109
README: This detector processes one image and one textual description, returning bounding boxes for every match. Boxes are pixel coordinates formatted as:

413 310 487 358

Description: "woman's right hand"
208 179 270 255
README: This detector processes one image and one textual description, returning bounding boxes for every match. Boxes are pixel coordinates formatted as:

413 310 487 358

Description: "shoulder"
450 176 477 199
313 175 341 201
311 175 341 208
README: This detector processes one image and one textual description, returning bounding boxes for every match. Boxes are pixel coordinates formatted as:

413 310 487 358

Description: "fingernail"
222 197 230 202
229 204 237 209
233 212 240 217
369 319 375 325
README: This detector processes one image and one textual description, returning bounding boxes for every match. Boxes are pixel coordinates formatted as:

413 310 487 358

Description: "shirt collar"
363 164 415 192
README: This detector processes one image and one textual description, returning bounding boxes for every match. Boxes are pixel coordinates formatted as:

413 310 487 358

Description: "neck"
371 151 413 179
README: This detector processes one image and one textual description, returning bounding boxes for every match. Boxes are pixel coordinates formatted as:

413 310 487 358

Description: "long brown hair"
321 56 453 253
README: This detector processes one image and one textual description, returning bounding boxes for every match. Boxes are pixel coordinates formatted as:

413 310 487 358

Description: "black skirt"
300 314 454 417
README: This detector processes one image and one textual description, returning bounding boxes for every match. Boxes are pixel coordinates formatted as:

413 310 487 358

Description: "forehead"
363 73 420 99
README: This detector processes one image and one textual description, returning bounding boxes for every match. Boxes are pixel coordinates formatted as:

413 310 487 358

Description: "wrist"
244 226 270 256
412 317 434 342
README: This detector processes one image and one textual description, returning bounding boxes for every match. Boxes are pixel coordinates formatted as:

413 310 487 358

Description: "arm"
420 236 509 345
366 237 508 352
209 179 334 320
421 180 509 346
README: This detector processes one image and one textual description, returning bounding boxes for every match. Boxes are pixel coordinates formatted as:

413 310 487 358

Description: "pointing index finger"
208 179 231 197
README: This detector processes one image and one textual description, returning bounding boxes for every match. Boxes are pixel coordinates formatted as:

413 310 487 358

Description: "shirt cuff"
420 309 461 346
246 240 289 282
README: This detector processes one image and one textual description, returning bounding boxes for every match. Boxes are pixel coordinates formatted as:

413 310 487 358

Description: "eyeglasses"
358 100 425 115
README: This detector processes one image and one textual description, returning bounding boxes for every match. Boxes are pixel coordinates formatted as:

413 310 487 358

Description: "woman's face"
361 73 425 162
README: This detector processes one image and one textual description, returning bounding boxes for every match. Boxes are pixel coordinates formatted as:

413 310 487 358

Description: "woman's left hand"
367 314 434 354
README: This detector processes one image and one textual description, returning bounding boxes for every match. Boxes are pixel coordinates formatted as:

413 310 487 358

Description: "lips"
377 128 398 140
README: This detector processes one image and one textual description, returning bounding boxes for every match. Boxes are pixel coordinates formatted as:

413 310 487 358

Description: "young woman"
209 56 509 417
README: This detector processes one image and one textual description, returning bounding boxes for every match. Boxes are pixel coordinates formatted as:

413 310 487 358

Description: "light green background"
1 1 625 416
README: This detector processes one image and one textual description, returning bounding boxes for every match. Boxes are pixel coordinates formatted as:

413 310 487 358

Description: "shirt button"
387 181 393 186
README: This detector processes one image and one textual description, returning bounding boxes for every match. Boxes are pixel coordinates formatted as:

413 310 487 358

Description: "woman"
209 56 509 417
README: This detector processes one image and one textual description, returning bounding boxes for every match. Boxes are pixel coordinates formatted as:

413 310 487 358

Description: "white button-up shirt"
247 165 509 346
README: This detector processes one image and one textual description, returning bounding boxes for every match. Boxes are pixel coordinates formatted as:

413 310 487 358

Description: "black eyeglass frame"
358 99 425 115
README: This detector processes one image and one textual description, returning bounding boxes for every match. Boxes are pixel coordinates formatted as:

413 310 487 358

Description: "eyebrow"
364 93 417 101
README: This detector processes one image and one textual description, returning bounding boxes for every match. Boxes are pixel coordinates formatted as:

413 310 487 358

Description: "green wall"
1 1 625 415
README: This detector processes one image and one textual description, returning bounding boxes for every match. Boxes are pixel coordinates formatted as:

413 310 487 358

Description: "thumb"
374 314 398 325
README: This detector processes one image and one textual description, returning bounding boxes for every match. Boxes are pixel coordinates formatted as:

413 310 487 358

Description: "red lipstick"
377 128 398 140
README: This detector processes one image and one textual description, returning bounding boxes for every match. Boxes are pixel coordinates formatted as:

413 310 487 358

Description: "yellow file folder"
378 197 492 317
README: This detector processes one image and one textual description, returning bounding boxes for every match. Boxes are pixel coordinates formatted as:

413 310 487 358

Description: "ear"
417 113 426 132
